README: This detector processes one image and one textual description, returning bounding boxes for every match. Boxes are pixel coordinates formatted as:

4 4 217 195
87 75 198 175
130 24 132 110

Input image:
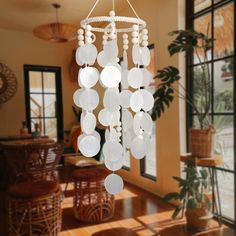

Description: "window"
140 44 157 180
187 0 235 224
24 65 63 141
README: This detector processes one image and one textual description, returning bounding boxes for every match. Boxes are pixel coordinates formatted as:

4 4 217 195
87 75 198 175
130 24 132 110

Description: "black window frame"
24 64 64 141
186 0 236 225
140 43 157 181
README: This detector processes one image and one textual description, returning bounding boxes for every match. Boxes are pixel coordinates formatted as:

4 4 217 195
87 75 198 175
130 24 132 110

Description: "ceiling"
0 0 134 32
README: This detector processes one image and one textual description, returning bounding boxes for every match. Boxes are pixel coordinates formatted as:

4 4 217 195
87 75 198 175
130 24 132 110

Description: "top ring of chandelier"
80 16 146 33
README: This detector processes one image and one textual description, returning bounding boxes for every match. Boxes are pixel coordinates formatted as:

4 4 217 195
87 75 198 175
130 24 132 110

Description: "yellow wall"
0 28 77 136
115 0 186 197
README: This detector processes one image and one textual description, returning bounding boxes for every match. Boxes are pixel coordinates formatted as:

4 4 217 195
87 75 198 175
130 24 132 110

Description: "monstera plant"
153 29 215 158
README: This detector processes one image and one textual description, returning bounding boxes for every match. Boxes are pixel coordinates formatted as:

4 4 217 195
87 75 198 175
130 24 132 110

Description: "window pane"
193 64 212 113
30 118 44 135
123 149 130 169
214 3 234 59
29 71 42 93
43 72 56 93
45 118 57 140
44 94 56 117
30 94 43 118
214 115 234 171
143 123 156 177
217 171 235 220
194 0 211 13
194 13 212 64
214 60 234 113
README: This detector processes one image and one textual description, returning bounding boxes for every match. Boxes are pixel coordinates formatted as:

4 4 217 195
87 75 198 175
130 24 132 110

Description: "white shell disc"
133 112 144 135
119 90 132 108
107 110 120 127
103 141 123 162
123 130 132 148
97 50 108 68
75 47 83 66
104 40 118 61
141 46 151 66
140 89 154 112
130 90 144 112
104 154 124 171
79 135 100 157
77 133 86 146
80 67 99 88
130 135 146 159
98 109 109 126
101 66 121 88
141 113 153 134
79 43 98 65
73 88 84 107
128 67 143 89
81 113 96 134
104 173 124 195
121 69 129 89
132 44 141 65
91 130 101 143
122 110 133 130
142 68 153 87
79 89 99 111
103 89 120 112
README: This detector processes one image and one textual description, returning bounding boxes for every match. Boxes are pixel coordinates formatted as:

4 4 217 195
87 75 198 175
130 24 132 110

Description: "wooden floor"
0 168 235 236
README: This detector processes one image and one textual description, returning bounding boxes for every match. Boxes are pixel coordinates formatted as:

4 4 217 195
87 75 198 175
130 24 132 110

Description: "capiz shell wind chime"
73 0 154 195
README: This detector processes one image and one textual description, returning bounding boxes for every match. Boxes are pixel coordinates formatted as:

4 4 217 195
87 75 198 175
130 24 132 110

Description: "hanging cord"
86 0 100 19
125 0 140 19
112 0 115 11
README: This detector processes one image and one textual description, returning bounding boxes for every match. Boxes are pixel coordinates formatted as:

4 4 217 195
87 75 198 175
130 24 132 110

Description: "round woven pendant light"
33 3 77 43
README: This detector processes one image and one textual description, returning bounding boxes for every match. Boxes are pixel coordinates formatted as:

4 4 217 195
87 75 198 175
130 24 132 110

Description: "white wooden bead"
142 29 148 35
102 40 107 45
123 45 129 50
86 37 92 44
132 24 139 31
110 34 116 40
142 35 148 41
123 39 129 45
102 35 108 40
132 31 139 37
77 35 84 41
132 37 139 44
77 29 84 35
79 41 84 46
142 40 149 46
109 10 115 17
85 31 92 37
86 25 92 31
123 33 128 39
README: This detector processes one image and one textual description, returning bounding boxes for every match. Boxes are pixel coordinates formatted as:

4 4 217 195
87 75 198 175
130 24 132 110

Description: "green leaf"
200 168 208 179
172 204 183 219
163 192 180 202
187 198 198 210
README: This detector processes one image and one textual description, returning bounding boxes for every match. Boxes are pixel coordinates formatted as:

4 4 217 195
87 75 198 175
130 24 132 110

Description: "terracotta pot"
185 206 212 232
189 128 215 158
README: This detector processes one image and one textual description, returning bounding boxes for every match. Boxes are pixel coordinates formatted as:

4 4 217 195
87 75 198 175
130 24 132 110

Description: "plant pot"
189 128 215 158
185 207 212 232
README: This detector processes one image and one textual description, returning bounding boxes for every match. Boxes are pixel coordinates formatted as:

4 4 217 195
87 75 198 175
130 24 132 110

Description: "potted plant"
164 165 212 231
152 29 215 158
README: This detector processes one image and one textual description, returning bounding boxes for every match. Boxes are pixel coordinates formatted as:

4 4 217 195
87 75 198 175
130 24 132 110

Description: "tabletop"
180 153 224 167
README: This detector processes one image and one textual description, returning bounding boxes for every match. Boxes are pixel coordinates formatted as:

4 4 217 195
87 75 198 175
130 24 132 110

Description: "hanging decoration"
73 0 154 195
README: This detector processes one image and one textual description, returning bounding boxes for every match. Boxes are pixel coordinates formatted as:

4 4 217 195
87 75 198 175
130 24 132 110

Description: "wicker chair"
3 143 64 236
3 142 64 184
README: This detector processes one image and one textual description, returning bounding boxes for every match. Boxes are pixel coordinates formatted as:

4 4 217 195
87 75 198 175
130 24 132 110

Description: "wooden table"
180 153 224 226
0 135 49 142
